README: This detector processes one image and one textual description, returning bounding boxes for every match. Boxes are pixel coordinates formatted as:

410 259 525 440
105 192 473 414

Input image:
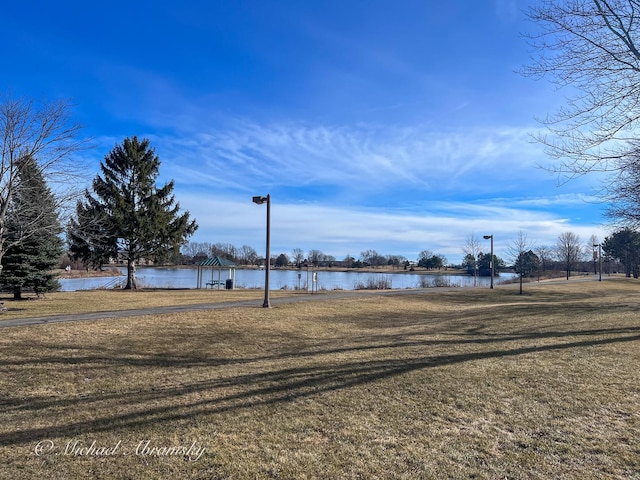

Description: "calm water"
59 267 516 291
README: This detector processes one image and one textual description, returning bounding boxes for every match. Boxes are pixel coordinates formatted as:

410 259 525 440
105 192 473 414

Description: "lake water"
59 267 517 291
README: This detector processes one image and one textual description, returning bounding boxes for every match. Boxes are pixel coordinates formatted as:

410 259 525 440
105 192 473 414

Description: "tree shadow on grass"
1 317 639 447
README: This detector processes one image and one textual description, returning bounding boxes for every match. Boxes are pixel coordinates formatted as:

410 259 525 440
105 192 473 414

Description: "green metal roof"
197 256 236 267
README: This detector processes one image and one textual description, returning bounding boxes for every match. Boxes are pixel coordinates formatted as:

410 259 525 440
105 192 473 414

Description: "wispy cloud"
154 119 550 198
503 193 605 208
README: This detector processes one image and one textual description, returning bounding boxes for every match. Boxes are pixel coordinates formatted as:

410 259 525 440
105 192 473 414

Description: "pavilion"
196 256 237 289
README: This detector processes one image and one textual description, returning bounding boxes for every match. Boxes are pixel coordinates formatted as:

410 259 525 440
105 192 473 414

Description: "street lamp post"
483 234 494 289
253 194 271 308
593 243 602 282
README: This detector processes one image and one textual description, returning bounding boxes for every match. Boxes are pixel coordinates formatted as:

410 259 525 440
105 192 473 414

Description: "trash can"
225 279 233 290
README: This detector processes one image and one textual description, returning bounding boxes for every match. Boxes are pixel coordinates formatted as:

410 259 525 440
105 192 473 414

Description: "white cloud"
155 119 550 198
503 193 605 208
177 190 608 264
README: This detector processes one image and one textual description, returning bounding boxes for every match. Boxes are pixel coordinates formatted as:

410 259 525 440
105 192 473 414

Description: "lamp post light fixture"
483 234 494 289
253 194 271 308
593 243 602 282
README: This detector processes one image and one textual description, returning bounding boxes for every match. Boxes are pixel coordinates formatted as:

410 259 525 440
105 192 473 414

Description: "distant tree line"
179 243 453 271
459 228 640 295
179 229 640 283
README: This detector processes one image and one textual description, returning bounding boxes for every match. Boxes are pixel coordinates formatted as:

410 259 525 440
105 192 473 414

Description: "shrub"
353 276 392 290
417 276 460 288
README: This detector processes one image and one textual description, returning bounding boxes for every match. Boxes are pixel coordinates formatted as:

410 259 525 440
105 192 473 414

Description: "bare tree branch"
522 0 640 178
0 93 88 269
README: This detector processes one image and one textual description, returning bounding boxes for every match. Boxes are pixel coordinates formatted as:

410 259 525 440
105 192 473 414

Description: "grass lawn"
0 288 296 320
0 279 639 479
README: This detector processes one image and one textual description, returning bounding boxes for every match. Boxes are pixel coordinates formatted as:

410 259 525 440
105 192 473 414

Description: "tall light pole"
483 234 494 289
253 194 271 308
593 243 602 282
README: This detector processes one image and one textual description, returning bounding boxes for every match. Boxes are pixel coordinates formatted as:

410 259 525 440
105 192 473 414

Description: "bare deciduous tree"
308 249 323 267
556 231 584 280
507 230 537 294
462 234 483 286
522 0 640 178
291 248 305 267
535 245 555 273
360 249 385 267
0 93 85 271
211 242 237 261
387 255 407 270
605 148 640 227
181 241 214 260
239 245 258 265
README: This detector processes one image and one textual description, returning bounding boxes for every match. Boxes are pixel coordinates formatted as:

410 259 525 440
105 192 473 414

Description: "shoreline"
60 265 474 278
57 267 123 279
58 264 580 282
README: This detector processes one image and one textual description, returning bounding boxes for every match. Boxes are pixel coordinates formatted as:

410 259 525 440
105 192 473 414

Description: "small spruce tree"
0 157 64 299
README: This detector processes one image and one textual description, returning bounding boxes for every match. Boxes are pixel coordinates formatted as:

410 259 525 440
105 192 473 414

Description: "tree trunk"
13 286 22 300
125 258 137 289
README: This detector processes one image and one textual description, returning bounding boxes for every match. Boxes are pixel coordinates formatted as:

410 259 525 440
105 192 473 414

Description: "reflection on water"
59 267 516 292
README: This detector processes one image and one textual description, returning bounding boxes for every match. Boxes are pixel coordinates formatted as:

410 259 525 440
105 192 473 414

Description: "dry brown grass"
0 289 299 320
1 279 639 479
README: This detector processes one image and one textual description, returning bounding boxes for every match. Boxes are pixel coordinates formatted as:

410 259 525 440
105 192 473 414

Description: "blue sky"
2 1 610 264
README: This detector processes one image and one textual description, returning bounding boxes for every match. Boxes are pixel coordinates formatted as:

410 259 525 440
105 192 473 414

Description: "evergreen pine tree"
68 137 198 289
0 157 64 299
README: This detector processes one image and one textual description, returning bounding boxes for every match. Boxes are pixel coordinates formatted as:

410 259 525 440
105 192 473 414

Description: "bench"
206 281 225 288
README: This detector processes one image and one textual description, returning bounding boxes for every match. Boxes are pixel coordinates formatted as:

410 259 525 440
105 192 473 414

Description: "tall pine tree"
0 156 64 299
68 137 198 289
